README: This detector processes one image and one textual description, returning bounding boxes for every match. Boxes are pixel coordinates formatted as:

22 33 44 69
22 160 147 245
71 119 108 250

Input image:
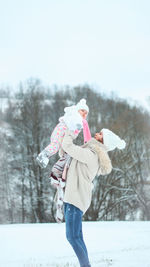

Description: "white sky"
0 0 150 109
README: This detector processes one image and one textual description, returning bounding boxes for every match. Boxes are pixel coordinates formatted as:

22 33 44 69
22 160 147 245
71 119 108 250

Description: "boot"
36 149 51 168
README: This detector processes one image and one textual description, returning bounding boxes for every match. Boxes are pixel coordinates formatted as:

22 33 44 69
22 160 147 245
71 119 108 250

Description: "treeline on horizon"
0 78 150 224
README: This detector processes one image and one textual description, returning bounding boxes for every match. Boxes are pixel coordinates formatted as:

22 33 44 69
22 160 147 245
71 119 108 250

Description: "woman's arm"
62 129 94 164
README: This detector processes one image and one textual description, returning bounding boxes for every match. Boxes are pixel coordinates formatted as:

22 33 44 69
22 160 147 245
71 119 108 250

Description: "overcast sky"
0 0 150 110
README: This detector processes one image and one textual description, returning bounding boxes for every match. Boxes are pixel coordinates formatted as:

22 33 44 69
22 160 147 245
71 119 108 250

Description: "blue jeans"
64 203 91 267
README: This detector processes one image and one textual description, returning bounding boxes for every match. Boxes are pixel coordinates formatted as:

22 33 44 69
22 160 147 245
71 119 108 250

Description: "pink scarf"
82 119 91 143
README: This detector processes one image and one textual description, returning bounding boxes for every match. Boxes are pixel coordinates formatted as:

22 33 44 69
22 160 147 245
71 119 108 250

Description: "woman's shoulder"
85 138 112 175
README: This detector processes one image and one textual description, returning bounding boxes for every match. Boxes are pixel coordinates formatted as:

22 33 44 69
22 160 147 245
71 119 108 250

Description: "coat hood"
82 138 112 176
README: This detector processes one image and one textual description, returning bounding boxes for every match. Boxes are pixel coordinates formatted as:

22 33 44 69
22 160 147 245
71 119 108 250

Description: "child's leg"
36 123 66 168
45 122 67 154
44 141 60 156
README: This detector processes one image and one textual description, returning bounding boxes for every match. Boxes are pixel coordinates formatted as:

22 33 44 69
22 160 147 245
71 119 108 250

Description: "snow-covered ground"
0 221 150 267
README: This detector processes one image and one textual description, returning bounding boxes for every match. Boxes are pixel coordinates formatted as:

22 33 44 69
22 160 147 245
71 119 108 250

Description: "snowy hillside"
0 98 9 113
0 221 150 267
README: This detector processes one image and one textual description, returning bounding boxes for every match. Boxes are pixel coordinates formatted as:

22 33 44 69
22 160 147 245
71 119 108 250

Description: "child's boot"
36 149 51 168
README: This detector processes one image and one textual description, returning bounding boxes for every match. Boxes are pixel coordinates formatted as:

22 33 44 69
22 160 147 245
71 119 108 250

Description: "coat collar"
83 137 107 149
82 138 112 176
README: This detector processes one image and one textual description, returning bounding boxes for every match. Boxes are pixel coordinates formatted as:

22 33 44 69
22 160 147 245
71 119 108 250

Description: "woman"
62 128 126 267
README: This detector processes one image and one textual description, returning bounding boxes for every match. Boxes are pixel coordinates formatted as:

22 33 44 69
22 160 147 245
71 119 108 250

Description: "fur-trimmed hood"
82 138 112 176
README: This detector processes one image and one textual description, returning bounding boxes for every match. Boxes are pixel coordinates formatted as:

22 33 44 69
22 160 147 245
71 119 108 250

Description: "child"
36 98 91 169
36 99 91 222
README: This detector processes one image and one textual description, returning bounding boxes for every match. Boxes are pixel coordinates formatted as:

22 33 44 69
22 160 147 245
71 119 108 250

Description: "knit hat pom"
117 139 126 149
80 99 86 105
76 98 89 113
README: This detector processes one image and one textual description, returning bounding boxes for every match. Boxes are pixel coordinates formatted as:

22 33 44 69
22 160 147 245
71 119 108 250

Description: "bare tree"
0 83 150 223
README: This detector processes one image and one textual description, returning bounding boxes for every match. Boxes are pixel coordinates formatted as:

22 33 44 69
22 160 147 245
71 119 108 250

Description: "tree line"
0 79 150 223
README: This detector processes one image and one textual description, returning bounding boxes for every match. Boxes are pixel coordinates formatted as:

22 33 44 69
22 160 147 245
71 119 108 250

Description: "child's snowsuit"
36 106 83 168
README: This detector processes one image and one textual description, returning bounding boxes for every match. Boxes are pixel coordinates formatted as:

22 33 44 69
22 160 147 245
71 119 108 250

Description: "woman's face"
94 131 103 143
78 109 88 119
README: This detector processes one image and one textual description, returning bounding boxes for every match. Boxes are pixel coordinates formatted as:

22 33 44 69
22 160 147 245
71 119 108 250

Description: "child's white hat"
76 99 89 113
101 128 126 151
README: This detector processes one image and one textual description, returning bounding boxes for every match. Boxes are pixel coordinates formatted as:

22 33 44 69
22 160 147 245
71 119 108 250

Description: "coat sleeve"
62 130 95 164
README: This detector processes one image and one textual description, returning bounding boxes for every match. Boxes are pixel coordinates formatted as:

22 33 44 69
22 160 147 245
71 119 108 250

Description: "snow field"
0 221 150 267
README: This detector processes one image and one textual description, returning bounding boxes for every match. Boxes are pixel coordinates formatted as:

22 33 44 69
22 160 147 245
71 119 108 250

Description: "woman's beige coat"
62 130 112 214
